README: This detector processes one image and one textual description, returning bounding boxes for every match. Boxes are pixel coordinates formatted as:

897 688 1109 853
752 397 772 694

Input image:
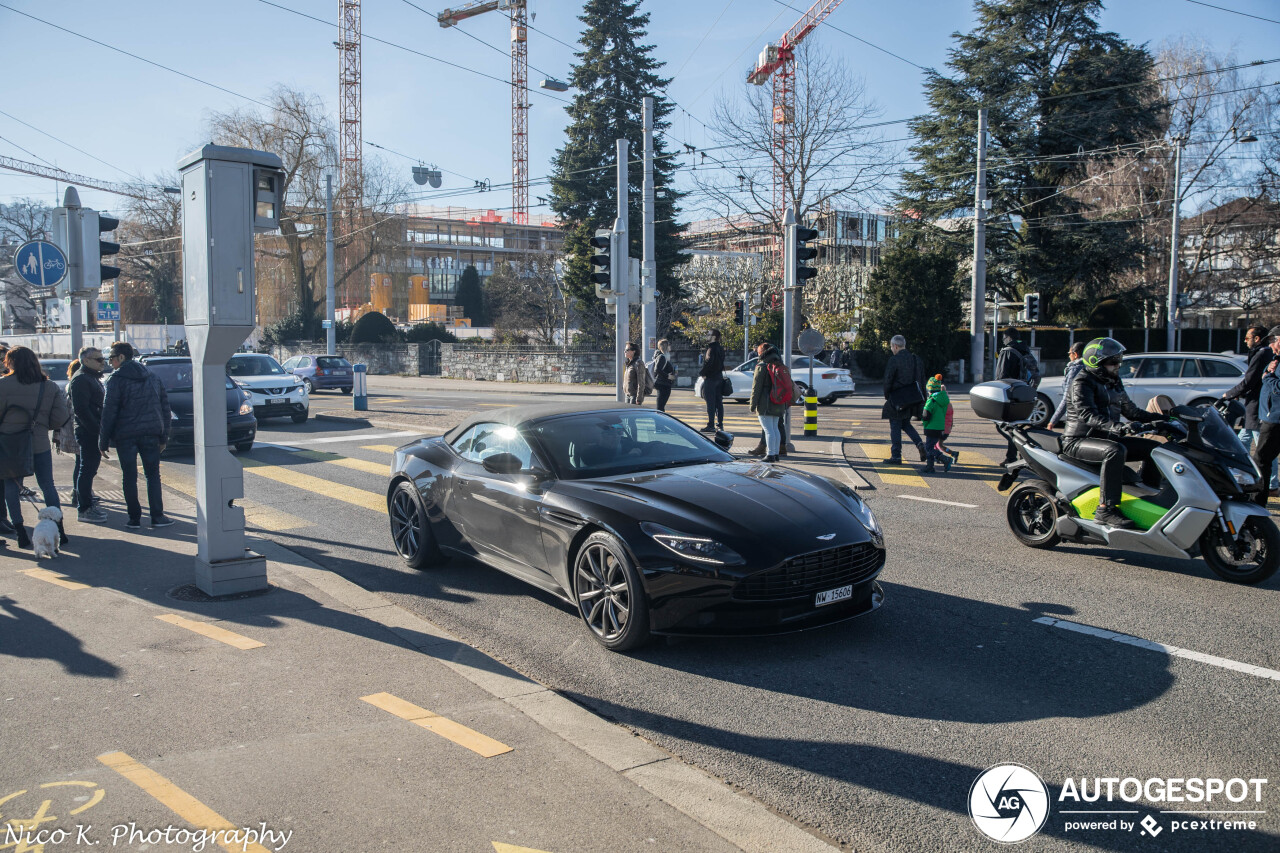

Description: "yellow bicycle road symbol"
0 782 104 853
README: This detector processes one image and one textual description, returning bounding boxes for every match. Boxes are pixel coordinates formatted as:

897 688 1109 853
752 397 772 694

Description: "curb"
254 536 841 853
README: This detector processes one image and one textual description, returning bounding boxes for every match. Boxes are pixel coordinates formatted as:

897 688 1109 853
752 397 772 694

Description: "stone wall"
439 344 616 384
271 342 422 375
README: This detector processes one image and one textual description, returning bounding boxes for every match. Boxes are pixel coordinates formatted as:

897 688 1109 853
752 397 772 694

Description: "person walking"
921 374 952 473
69 347 110 523
651 338 676 412
881 335 926 464
996 328 1040 463
699 329 726 432
100 342 174 530
749 343 787 462
0 346 72 549
1223 325 1278 495
1250 333 1280 506
1049 341 1087 429
623 342 652 405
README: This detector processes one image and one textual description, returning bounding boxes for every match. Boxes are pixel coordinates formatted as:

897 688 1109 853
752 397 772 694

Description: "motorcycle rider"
1061 337 1165 530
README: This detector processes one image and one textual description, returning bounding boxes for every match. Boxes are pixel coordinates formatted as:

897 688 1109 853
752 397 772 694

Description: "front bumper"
167 414 258 448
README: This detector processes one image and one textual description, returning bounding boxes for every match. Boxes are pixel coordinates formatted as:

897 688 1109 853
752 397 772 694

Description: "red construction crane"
437 0 529 225
338 0 362 203
0 155 151 202
747 0 843 227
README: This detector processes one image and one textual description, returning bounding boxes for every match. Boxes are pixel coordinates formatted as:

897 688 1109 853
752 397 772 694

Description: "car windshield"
148 362 195 391
1193 405 1252 468
228 356 285 376
316 356 350 369
529 410 732 480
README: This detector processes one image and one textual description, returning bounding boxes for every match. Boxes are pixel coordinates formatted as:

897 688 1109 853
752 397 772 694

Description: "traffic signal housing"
590 227 614 297
1024 292 1041 323
734 299 744 325
87 211 121 293
786 221 819 288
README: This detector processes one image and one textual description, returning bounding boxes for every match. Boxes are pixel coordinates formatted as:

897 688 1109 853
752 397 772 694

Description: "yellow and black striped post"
804 394 818 435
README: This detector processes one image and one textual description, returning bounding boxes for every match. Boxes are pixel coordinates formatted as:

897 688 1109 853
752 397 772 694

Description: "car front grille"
733 543 885 602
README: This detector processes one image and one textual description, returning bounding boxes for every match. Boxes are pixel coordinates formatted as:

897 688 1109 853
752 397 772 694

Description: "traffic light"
1024 292 1041 323
786 221 819 288
589 228 614 297
86 211 121 293
734 299 744 325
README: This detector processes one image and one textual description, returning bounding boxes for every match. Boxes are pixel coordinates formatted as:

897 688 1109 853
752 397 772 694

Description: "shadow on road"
0 594 121 678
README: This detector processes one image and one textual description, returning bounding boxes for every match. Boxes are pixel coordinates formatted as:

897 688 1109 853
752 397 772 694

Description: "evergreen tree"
898 0 1163 321
860 232 962 378
549 0 687 345
455 264 486 325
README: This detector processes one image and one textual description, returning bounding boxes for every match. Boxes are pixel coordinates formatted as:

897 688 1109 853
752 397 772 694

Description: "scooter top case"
971 380 1037 422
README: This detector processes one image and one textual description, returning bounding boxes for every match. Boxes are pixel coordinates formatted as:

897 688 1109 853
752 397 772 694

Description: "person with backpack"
623 342 653 405
881 335 927 464
0 346 72 549
750 343 791 463
996 328 1040 463
650 338 676 412
921 374 952 473
68 346 109 524
100 341 174 530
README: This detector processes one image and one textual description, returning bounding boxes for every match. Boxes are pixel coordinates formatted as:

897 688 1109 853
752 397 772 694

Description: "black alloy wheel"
388 481 444 570
1200 515 1280 584
1006 480 1061 548
573 531 650 651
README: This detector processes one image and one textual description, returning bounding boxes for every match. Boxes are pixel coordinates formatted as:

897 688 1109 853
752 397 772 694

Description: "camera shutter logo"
969 763 1051 843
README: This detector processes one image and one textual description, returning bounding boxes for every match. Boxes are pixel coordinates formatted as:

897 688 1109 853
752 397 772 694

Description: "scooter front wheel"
1006 480 1061 549
1200 515 1280 585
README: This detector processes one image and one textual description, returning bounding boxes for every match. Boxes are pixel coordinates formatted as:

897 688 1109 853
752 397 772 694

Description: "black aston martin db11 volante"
386 403 885 650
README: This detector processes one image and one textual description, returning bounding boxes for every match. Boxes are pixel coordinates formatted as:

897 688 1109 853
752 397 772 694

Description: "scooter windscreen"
1179 405 1253 468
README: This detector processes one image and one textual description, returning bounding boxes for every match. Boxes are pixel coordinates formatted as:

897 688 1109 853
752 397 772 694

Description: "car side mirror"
482 453 524 475
713 430 734 450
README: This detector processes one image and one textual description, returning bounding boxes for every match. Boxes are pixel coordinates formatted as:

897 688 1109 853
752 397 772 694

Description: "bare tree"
117 179 183 323
0 198 53 332
694 44 897 237
486 255 570 346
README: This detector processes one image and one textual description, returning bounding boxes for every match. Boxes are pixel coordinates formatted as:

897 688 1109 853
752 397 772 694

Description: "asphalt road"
153 383 1280 851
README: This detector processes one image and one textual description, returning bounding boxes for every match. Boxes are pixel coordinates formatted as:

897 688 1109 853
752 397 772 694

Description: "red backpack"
767 362 796 406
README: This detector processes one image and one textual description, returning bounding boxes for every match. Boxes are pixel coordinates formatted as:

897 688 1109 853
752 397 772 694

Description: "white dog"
31 506 63 560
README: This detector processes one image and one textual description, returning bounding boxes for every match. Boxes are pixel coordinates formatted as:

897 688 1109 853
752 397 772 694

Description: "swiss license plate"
267 397 287 405
334 370 348 375
815 585 853 607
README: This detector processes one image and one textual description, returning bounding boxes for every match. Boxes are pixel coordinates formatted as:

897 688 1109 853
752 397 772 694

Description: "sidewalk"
1 482 837 852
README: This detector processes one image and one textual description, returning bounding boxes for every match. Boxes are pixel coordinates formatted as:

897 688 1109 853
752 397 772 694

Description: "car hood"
233 375 300 391
167 387 249 417
552 461 874 563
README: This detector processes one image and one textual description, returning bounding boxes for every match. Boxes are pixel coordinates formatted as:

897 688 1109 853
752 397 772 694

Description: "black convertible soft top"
441 400 639 443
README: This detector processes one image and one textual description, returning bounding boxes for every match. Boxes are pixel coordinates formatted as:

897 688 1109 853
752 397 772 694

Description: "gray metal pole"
615 139 630 403
743 289 750 366
783 209 796 443
112 277 120 339
62 187 85 357
970 108 988 383
325 173 336 355
1166 138 1183 352
641 96 656 365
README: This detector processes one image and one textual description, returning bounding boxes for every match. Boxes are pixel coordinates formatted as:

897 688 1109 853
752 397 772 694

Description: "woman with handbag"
0 347 72 549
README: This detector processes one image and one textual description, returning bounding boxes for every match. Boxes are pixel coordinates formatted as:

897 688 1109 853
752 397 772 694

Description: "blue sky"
1 0 1276 221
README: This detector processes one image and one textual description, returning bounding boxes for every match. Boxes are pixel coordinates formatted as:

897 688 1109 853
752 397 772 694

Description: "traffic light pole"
63 187 85 357
743 290 751 365
615 139 629 404
970 107 988 384
325 173 336 356
782 209 796 446
641 96 657 365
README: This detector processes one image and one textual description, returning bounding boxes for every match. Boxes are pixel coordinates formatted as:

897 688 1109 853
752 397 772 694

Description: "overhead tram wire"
0 109 141 182
1183 0 1280 26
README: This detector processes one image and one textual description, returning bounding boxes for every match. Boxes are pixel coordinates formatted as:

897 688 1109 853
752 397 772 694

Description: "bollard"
353 363 368 411
804 394 818 435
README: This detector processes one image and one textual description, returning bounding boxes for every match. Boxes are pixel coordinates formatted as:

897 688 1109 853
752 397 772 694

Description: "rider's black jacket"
1062 367 1160 441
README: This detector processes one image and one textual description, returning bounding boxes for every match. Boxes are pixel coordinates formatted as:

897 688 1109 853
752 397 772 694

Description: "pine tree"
861 232 962 377
549 0 687 345
455 264 486 325
898 0 1163 322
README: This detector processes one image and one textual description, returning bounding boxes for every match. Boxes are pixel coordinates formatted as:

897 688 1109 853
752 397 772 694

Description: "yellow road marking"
857 442 929 488
162 471 311 532
155 614 265 650
238 459 387 514
373 397 408 404
361 445 401 454
361 692 513 758
954 450 1006 491
98 752 272 853
478 402 516 408
493 844 559 853
290 449 389 476
17 568 90 590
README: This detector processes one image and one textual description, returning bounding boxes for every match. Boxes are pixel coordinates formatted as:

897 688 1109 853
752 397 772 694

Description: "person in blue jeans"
100 342 174 530
0 346 72 548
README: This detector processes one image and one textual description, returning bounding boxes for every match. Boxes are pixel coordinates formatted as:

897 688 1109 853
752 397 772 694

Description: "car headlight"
1231 468 1257 487
238 402 253 415
838 484 882 537
640 522 744 565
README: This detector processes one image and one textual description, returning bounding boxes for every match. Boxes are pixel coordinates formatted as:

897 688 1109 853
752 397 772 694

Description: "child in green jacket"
921 374 951 473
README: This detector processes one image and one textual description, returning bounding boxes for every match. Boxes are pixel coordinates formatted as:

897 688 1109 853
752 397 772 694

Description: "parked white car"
723 355 855 405
1031 351 1246 426
227 353 310 424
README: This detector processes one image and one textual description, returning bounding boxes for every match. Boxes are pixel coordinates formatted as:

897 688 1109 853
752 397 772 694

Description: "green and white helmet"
1081 337 1126 371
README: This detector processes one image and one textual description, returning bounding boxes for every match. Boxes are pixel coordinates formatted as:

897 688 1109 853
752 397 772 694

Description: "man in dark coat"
1223 325 1277 494
100 342 174 530
996 328 1039 463
69 346 109 523
881 335 926 464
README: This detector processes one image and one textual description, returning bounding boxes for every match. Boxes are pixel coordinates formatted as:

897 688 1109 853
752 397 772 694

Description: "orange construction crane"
747 0 844 228
437 0 529 225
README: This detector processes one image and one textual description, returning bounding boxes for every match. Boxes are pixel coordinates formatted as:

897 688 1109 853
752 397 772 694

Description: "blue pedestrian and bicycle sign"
13 240 68 288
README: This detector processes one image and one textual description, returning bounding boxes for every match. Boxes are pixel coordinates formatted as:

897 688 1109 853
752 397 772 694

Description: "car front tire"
389 481 446 569
303 379 315 394
573 531 650 652
291 409 308 424
341 386 352 395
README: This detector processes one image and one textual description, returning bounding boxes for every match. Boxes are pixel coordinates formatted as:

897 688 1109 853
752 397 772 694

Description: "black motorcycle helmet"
1081 337 1126 377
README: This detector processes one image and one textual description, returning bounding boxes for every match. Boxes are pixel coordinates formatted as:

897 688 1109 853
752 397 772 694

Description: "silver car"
1032 352 1247 426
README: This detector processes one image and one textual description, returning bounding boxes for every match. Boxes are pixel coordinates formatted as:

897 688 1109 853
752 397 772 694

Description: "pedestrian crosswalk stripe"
162 471 312 532
238 459 387 514
954 450 1006 491
289 449 389 476
361 445 402 454
856 442 930 488
361 692 513 757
